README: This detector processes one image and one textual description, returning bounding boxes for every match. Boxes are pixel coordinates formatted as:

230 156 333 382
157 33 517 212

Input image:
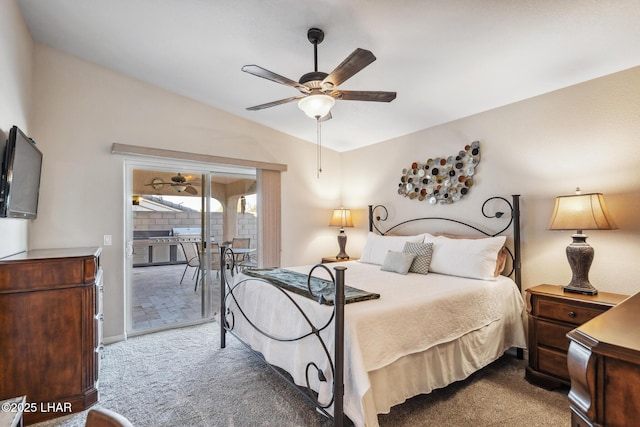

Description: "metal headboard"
368 195 521 290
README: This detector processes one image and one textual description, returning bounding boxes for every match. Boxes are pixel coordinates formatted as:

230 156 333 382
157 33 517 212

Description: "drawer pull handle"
568 311 577 318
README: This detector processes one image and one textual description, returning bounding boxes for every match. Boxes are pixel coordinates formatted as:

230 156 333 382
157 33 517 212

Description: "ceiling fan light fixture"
298 94 335 119
173 184 188 193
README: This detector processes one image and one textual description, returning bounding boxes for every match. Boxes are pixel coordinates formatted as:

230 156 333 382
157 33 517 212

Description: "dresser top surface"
527 284 629 306
571 291 640 355
0 247 101 263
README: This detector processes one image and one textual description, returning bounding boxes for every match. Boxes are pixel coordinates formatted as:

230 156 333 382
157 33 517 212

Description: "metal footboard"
219 248 346 427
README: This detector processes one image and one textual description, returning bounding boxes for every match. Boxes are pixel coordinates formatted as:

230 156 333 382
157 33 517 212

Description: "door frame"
124 157 256 336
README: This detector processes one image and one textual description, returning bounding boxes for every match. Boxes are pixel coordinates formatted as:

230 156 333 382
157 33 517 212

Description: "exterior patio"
131 263 221 332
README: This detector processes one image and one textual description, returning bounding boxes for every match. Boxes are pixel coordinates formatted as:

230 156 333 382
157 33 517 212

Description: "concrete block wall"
236 213 257 248
133 211 256 247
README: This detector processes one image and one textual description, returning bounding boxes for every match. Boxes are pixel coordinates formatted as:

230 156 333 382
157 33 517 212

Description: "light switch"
103 235 112 246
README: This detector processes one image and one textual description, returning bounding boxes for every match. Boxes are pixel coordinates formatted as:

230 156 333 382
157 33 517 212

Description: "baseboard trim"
104 334 127 345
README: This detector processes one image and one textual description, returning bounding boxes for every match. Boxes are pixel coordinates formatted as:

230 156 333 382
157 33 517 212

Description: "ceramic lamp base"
336 230 349 259
562 234 598 295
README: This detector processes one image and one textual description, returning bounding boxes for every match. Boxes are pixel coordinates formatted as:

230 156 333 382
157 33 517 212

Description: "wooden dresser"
567 292 640 427
0 247 103 425
525 284 628 389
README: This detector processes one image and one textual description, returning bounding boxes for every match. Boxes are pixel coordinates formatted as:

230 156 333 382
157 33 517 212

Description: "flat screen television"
0 126 43 219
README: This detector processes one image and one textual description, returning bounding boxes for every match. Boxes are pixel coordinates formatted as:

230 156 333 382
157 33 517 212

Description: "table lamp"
329 208 354 259
548 189 617 295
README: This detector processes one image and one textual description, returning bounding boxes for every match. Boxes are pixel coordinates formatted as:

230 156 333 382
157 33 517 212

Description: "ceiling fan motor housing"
299 71 329 87
172 174 187 184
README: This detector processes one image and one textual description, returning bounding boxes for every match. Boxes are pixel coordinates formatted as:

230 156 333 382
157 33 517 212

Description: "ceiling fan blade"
322 48 376 88
331 90 396 102
242 65 306 91
184 186 198 195
146 178 169 189
246 96 303 111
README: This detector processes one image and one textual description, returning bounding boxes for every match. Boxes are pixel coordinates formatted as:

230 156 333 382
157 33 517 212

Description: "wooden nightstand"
525 284 628 389
321 257 356 264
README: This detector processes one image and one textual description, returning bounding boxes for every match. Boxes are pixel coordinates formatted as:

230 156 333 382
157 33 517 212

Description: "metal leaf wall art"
398 141 480 204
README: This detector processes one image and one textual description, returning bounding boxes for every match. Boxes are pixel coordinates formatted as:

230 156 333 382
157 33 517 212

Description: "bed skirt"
358 315 525 427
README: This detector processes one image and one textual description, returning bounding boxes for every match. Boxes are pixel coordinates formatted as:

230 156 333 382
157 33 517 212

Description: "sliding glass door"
125 158 256 336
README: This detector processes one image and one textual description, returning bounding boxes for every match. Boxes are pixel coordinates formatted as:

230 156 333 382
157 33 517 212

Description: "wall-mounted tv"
0 126 43 219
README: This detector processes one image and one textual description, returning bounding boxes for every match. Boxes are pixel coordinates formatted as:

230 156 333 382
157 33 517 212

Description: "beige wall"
342 66 640 297
0 0 34 258
3 0 639 341
27 44 342 340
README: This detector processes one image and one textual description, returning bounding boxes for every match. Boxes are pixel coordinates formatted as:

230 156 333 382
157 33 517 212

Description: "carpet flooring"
33 322 570 427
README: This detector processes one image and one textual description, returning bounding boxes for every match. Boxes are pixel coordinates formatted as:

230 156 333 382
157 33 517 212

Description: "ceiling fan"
242 28 397 120
146 173 198 195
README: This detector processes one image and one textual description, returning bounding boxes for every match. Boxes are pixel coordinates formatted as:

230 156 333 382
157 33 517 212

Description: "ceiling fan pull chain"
317 118 322 178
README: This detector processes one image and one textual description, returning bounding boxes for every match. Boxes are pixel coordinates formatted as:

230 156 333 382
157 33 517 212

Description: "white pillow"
422 234 507 280
359 232 425 265
380 250 416 275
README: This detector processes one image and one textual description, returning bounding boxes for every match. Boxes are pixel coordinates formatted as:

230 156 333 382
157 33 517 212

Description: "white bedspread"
224 260 525 427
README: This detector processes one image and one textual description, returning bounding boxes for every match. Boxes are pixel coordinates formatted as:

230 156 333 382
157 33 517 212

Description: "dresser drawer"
538 346 570 380
536 298 605 325
537 319 574 352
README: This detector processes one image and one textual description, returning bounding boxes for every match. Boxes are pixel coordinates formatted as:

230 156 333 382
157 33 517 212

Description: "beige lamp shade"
329 208 354 229
548 193 617 232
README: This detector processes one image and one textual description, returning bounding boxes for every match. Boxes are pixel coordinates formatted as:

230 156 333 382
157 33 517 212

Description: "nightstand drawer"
538 346 570 380
537 319 573 352
536 298 604 325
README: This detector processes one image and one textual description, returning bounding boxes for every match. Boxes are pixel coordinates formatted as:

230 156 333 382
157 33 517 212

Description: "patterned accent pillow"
403 241 433 275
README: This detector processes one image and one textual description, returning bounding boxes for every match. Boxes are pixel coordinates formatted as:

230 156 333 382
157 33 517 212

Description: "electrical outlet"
103 235 112 246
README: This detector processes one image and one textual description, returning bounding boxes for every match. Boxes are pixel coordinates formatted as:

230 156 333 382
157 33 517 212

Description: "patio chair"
210 242 221 276
231 237 254 270
194 242 221 292
179 241 200 287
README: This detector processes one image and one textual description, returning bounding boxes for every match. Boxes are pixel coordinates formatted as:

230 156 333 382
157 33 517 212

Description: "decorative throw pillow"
422 234 507 280
402 241 433 275
380 250 416 275
359 232 424 265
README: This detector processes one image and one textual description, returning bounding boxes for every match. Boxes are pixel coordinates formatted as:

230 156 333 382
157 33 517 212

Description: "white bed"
220 196 526 426
224 259 526 427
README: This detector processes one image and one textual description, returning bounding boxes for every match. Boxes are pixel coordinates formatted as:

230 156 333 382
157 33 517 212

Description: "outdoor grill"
132 228 203 267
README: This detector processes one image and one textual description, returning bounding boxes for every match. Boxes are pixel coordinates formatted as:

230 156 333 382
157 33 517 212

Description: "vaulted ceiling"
17 0 640 152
